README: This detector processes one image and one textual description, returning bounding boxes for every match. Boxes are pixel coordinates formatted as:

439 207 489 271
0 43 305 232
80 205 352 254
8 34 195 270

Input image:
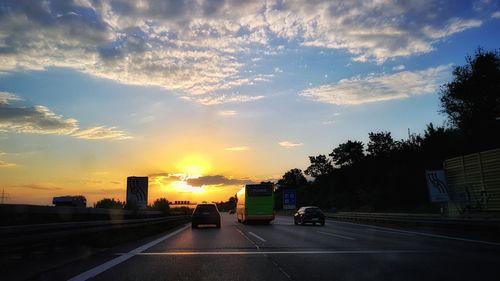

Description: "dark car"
192 203 221 228
294 206 325 226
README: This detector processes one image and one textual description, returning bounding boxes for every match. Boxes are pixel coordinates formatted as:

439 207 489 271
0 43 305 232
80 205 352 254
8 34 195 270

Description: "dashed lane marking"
248 231 267 242
316 230 356 240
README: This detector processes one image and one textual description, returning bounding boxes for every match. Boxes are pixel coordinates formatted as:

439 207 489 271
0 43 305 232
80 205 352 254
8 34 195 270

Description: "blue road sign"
283 189 297 210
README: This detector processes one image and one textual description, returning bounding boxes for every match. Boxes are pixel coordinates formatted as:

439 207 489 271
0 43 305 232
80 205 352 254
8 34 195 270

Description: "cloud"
148 173 184 185
392 65 406 71
0 0 484 98
84 188 124 195
492 11 500 18
266 1 484 63
422 18 482 40
0 92 131 139
71 126 132 140
218 110 237 116
225 146 249 151
279 141 304 148
300 65 450 105
183 94 264 106
186 175 254 187
0 92 21 105
0 105 79 135
0 160 16 168
16 184 62 191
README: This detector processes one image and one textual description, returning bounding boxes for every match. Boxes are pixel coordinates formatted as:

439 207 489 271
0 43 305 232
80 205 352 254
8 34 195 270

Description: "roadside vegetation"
275 48 500 212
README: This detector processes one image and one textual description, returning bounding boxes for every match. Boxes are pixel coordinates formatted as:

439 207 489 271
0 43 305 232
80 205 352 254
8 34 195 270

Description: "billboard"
425 170 449 203
283 189 297 210
127 176 148 209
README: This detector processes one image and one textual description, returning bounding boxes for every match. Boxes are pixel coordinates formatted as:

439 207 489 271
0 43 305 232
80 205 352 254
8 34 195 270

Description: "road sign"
283 189 297 210
127 176 148 209
425 170 449 203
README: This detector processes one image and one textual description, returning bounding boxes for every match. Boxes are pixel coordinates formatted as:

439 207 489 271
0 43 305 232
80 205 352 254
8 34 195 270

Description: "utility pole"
0 188 9 204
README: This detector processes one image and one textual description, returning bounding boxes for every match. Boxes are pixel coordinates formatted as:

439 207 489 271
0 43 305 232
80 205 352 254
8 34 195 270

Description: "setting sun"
175 154 212 177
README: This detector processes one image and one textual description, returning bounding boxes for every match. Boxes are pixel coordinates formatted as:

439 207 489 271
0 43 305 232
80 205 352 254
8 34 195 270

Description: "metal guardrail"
0 215 191 252
325 212 500 227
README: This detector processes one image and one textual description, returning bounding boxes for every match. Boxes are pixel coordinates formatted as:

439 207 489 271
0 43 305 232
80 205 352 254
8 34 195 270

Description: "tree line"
275 48 500 212
94 198 171 214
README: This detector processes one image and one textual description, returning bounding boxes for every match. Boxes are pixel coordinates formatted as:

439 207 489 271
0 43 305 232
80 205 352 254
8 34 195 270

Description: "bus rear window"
247 185 272 196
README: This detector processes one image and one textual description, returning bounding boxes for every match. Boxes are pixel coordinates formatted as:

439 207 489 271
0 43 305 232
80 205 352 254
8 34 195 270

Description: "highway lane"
63 213 499 281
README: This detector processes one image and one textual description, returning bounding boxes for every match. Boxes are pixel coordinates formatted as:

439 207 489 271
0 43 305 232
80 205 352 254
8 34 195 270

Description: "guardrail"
0 215 191 254
0 204 168 225
325 212 500 228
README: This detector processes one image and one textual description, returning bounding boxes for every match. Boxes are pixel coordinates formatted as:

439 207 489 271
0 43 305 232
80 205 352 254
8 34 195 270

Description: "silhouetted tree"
329 140 365 167
367 131 396 157
151 198 170 214
277 168 307 189
94 198 125 209
305 155 334 178
440 48 500 145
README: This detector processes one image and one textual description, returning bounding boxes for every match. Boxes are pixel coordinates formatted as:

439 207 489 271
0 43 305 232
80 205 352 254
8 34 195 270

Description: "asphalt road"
47 213 500 281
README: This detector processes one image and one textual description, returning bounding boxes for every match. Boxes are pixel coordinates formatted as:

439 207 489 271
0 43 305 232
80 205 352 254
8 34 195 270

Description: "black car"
192 203 221 228
294 206 325 226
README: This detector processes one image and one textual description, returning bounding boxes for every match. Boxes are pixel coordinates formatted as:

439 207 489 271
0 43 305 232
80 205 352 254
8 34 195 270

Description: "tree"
277 168 307 189
94 198 125 209
151 198 170 214
367 131 396 157
329 140 365 167
440 48 500 141
304 155 334 178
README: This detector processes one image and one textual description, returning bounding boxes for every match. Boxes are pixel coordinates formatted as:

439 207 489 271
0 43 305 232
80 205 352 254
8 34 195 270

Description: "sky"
1 0 500 206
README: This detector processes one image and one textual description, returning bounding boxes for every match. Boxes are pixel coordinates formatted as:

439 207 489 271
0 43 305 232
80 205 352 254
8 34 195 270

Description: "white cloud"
300 65 450 105
422 18 482 40
225 146 249 151
0 92 21 105
274 67 283 73
0 92 131 140
218 110 237 116
392 65 406 71
184 94 264 106
279 141 304 148
492 11 500 18
266 1 483 63
0 0 485 96
71 126 132 140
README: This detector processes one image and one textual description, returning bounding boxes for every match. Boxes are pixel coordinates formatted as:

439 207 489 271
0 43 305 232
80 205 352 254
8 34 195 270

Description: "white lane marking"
365 228 416 236
248 231 267 242
316 230 355 240
131 250 431 255
68 224 190 281
328 219 500 246
235 228 260 249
